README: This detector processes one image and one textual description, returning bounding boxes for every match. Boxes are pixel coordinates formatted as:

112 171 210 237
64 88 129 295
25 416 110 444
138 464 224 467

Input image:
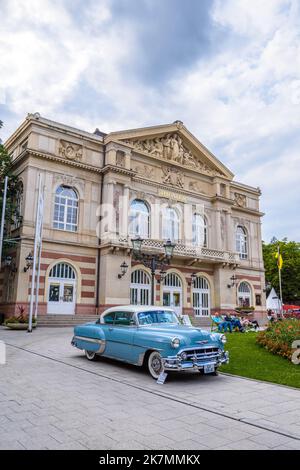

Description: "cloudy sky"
0 0 299 242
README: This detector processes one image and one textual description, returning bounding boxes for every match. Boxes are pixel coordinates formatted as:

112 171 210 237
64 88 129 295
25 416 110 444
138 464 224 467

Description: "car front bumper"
163 350 229 372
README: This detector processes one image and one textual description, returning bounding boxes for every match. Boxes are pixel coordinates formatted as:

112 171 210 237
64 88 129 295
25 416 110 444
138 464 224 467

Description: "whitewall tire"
85 350 97 361
147 351 164 379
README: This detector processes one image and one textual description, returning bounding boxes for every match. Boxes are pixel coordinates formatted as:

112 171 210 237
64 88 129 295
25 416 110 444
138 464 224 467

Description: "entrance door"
193 276 210 317
47 263 76 315
163 273 182 316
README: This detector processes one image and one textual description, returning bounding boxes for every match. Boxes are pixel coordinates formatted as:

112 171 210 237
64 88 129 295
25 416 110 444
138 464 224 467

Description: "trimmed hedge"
257 319 300 360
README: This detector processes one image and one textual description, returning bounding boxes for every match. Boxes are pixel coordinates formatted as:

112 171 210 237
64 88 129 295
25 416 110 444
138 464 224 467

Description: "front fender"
72 324 106 353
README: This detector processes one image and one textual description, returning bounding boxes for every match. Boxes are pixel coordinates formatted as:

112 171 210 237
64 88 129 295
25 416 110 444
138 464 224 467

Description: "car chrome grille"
181 347 220 362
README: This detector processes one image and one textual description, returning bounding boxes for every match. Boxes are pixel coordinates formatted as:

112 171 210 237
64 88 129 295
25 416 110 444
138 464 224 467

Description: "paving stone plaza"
0 327 300 450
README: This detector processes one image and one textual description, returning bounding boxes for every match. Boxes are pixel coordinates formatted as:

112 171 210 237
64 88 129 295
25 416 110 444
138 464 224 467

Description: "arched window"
130 269 151 305
53 186 78 232
164 272 182 288
129 199 150 238
192 214 207 247
236 226 248 259
162 207 179 241
238 281 252 307
49 262 76 279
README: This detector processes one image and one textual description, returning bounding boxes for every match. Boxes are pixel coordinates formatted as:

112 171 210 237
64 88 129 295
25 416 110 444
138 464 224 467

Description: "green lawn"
220 332 300 388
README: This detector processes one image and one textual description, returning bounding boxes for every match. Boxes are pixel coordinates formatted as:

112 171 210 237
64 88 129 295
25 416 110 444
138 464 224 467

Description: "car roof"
100 305 176 317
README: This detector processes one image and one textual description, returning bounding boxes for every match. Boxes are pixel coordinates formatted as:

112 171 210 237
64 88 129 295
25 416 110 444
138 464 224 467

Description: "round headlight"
220 334 227 344
171 337 180 348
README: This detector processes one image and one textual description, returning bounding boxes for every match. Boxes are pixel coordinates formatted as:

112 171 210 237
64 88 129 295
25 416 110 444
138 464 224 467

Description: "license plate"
204 363 215 374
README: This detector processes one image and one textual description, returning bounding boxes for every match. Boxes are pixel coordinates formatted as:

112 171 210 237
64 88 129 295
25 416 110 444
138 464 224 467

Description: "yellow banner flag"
275 251 283 270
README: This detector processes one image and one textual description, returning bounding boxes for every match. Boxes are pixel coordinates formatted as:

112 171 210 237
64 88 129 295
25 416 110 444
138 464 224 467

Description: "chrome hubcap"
151 355 162 373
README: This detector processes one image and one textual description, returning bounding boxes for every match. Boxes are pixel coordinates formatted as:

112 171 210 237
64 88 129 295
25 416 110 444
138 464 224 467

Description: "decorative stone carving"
189 180 206 194
53 174 84 190
59 140 83 161
133 164 154 179
162 166 184 189
234 192 247 208
126 133 223 176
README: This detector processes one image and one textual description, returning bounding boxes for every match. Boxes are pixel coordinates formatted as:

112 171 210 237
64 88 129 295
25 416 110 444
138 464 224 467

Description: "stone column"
106 146 117 166
214 209 222 250
183 203 193 246
151 198 160 239
101 180 115 240
124 152 131 170
225 209 234 252
120 185 129 238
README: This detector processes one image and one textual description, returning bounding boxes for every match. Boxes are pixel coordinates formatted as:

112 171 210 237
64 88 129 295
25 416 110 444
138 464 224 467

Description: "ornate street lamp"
24 252 34 272
163 239 175 259
118 261 129 279
131 236 143 254
190 272 197 287
130 237 176 305
4 255 17 273
227 274 237 288
4 255 12 267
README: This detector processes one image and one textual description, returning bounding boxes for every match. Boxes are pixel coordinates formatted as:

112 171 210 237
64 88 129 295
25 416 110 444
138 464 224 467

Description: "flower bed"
4 310 37 330
257 319 300 360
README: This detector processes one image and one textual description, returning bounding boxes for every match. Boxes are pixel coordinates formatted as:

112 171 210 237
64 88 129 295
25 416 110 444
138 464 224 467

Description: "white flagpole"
278 245 283 317
34 179 44 321
0 176 8 269
34 234 42 321
28 174 43 333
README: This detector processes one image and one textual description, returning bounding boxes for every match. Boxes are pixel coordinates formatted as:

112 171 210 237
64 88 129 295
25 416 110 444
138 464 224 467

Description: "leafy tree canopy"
0 134 22 257
263 238 300 303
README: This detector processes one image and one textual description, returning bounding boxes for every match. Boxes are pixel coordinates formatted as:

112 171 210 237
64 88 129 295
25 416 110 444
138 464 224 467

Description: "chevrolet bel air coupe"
71 306 229 379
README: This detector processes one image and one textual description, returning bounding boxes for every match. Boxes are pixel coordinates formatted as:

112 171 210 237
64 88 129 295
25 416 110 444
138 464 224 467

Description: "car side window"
103 312 115 324
114 311 134 326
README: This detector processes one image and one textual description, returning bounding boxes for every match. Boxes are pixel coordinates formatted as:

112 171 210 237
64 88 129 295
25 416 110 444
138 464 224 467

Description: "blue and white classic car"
71 306 229 379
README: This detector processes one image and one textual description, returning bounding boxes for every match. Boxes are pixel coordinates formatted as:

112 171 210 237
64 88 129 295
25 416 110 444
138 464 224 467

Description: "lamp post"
131 237 176 305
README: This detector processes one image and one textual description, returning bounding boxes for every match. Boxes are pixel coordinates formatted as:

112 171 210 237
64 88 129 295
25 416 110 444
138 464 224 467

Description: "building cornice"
231 205 265 217
13 148 103 174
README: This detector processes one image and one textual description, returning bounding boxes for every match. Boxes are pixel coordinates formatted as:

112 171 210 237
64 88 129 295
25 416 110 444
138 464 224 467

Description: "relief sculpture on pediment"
126 133 223 177
59 140 83 161
162 166 184 189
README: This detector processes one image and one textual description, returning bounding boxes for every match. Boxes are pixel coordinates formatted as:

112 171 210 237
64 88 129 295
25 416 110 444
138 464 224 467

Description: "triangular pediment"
106 122 234 179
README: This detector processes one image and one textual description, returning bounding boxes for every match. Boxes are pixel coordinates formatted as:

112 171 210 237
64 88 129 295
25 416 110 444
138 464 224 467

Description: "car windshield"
137 310 179 326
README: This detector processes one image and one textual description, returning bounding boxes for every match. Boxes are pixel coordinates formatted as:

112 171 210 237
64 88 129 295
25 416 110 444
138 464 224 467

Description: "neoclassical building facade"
0 113 266 324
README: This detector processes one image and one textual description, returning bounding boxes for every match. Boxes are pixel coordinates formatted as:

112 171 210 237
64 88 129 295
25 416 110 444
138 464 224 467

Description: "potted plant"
4 306 37 330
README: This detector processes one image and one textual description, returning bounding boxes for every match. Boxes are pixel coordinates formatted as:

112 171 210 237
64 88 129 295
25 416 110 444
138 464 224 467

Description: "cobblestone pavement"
0 326 300 450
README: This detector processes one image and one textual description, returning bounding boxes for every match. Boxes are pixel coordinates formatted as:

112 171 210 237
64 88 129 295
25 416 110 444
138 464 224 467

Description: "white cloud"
0 0 299 241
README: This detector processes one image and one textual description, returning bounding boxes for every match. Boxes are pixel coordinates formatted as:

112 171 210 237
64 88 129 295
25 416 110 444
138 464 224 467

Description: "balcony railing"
104 236 240 265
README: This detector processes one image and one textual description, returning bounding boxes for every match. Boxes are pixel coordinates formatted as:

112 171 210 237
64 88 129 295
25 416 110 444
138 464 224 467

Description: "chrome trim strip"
72 335 106 354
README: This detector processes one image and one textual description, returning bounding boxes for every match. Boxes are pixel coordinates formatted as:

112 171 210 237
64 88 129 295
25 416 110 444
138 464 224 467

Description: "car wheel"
85 350 97 361
147 351 164 380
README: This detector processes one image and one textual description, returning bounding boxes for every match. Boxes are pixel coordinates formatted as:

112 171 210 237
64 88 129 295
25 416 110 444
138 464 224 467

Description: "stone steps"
37 315 99 327
37 314 212 328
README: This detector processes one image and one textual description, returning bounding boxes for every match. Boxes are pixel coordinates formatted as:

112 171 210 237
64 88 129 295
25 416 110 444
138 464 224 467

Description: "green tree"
0 134 22 258
263 238 300 303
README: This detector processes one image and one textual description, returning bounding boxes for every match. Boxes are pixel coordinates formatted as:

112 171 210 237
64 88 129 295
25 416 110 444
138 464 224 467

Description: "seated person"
212 312 232 333
240 317 259 330
224 314 243 331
